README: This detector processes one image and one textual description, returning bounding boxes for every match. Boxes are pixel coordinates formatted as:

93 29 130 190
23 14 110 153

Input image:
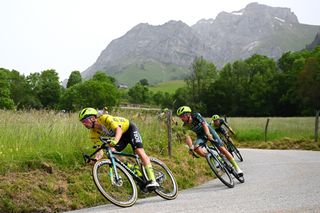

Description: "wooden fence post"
315 110 319 143
166 110 172 157
265 118 270 142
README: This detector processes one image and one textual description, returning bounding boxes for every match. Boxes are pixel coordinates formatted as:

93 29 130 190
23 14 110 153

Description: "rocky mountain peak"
242 2 299 23
82 3 319 86
306 32 320 50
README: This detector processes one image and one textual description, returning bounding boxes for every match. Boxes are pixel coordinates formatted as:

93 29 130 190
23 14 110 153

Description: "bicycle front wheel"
92 159 138 207
206 153 234 188
150 157 178 200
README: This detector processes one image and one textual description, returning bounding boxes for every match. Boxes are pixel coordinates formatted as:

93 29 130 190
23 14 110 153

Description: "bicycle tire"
92 159 138 207
233 170 245 183
150 157 178 200
222 157 245 184
226 139 243 162
206 153 234 188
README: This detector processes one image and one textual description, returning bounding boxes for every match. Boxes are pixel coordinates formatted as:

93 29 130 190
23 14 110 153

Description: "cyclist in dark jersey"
210 114 235 138
176 106 243 176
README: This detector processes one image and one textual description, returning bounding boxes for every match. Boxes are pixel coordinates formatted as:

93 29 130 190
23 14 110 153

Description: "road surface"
65 149 320 213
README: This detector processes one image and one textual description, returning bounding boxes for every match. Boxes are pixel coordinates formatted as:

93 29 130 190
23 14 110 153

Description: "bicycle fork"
107 154 123 186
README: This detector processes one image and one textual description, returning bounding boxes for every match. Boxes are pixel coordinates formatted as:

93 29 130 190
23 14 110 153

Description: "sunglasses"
81 116 93 125
179 113 188 118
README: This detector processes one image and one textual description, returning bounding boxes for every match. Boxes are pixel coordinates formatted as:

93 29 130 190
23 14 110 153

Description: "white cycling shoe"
146 180 159 188
236 168 244 176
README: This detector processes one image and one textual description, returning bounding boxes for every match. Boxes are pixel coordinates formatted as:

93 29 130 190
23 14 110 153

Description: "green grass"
113 61 188 87
0 110 319 212
148 80 186 94
225 117 316 141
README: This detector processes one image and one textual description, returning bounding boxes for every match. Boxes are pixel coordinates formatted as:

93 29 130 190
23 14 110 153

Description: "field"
148 80 186 94
224 116 316 141
0 109 319 212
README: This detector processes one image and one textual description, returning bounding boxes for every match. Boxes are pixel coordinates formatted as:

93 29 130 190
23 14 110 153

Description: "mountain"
82 2 320 86
306 32 320 50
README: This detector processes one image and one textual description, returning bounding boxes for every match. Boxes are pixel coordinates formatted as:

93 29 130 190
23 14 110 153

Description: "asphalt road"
65 149 320 213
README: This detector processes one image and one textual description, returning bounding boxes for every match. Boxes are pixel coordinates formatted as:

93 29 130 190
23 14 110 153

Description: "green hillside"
113 61 188 87
148 80 186 94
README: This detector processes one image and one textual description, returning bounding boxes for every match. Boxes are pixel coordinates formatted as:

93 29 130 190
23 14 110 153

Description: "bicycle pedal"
140 187 149 193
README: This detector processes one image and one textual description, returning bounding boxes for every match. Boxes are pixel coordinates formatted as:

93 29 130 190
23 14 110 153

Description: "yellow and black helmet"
79 107 98 121
211 114 220 121
176 106 192 116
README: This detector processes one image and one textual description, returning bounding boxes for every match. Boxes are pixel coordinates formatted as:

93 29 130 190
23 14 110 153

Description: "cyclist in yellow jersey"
79 107 159 188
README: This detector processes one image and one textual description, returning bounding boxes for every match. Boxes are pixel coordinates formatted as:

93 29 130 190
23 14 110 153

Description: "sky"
0 0 319 81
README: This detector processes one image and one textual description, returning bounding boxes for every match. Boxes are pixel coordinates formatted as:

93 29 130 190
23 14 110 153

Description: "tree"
206 55 277 116
139 79 149 86
173 87 190 111
275 50 313 115
244 54 277 116
128 82 150 104
92 71 116 85
66 71 82 88
151 91 174 109
185 57 218 114
9 70 41 109
59 79 119 111
0 68 14 109
206 61 250 116
37 70 61 109
24 73 43 109
298 56 320 113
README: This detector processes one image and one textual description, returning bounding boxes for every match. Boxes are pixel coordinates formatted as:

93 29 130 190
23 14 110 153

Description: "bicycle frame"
84 139 148 188
110 150 147 184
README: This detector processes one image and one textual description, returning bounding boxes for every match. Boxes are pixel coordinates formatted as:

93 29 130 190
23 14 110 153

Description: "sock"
145 163 156 181
229 158 240 170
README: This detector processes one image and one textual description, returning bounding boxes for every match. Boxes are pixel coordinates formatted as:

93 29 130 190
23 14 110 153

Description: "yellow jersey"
89 114 130 144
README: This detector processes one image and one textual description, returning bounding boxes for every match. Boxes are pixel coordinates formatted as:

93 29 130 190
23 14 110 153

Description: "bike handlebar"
82 153 97 164
82 136 113 164
99 136 112 144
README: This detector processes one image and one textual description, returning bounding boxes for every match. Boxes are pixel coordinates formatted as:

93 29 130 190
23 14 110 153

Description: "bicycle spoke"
93 160 137 207
151 158 178 200
206 153 234 188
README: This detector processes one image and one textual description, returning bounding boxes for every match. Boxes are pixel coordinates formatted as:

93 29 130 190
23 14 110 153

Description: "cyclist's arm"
185 135 197 157
88 131 105 161
185 135 193 149
107 126 122 146
201 122 214 141
113 126 123 144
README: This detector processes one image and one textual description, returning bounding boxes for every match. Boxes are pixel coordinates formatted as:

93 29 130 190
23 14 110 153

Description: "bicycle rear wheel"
92 159 138 207
206 153 234 188
150 157 178 200
227 139 243 162
223 157 245 183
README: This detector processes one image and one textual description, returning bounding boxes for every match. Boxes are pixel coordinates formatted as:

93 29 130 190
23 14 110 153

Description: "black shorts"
114 122 143 152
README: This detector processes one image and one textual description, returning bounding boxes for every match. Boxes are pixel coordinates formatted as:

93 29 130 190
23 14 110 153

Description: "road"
65 149 320 213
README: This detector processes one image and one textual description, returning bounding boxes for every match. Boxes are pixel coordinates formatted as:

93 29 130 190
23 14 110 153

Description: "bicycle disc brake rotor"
155 171 166 184
112 177 123 187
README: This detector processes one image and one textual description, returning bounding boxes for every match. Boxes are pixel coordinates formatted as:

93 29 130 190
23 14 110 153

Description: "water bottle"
133 164 142 177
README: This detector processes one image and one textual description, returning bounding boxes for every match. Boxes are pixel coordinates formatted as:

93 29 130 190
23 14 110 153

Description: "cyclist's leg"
193 137 208 157
135 148 153 176
217 146 243 174
210 128 243 174
128 123 157 186
135 148 158 187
